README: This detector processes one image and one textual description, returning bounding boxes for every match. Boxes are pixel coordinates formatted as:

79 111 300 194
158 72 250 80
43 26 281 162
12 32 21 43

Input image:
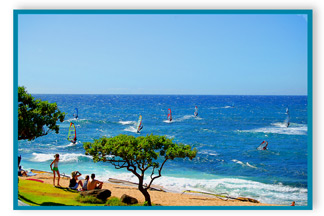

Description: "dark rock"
80 189 111 201
120 194 138 205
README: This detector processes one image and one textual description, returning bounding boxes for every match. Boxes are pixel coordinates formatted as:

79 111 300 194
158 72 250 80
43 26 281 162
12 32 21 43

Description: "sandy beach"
18 170 278 206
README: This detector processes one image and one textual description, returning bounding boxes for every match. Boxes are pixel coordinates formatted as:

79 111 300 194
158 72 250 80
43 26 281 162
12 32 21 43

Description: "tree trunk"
138 180 152 206
141 188 151 206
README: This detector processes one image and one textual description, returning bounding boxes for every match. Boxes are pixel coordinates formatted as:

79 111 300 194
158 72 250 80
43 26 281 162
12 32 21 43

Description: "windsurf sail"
284 107 290 127
181 190 234 201
257 141 268 150
194 106 198 116
73 108 78 119
167 108 172 121
67 122 77 143
136 115 143 133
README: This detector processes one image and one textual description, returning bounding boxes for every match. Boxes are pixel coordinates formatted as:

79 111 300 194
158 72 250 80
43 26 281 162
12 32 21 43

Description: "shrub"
106 197 127 206
75 195 105 204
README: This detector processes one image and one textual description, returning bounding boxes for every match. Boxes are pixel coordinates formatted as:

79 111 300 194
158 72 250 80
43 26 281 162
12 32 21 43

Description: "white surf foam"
163 120 173 124
164 115 201 123
124 126 138 133
31 153 92 163
200 150 219 156
99 171 307 205
238 123 307 135
118 120 136 125
232 159 257 169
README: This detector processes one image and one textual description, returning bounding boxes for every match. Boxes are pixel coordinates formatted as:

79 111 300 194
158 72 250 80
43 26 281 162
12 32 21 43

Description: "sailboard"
257 141 268 150
194 106 198 116
73 108 78 119
167 108 172 121
67 122 77 143
136 115 143 133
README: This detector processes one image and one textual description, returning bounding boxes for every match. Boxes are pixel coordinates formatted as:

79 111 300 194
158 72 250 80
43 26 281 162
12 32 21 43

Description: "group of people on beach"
50 153 103 191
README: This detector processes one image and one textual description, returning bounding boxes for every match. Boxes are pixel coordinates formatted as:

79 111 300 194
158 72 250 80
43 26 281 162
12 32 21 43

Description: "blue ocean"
18 95 308 206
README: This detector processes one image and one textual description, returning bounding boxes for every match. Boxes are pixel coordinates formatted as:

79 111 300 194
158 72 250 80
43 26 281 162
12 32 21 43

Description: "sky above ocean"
17 13 308 95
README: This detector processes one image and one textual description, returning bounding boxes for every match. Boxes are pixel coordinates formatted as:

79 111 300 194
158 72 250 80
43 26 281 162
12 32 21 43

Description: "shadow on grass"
18 194 69 206
40 202 68 206
54 186 79 193
18 194 38 205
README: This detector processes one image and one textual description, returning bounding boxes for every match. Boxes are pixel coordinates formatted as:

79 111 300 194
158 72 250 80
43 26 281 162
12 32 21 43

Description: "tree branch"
147 158 168 189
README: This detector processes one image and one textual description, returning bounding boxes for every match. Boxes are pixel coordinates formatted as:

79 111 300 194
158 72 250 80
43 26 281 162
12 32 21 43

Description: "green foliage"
76 195 105 204
106 197 127 206
18 86 65 141
84 134 197 206
83 134 197 165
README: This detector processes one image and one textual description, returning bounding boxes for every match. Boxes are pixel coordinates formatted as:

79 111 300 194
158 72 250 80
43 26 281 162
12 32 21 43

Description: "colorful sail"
136 115 143 132
167 108 172 121
67 122 77 143
194 106 198 116
73 108 78 119
257 141 268 150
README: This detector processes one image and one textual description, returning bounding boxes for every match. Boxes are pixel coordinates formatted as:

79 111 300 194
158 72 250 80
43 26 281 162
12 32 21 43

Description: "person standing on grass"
50 154 61 187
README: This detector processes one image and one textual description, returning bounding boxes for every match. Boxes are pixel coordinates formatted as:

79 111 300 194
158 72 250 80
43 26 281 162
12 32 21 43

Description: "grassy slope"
19 179 112 206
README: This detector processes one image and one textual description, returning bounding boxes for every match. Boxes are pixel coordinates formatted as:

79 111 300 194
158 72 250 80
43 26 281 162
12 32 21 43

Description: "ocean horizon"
17 94 308 206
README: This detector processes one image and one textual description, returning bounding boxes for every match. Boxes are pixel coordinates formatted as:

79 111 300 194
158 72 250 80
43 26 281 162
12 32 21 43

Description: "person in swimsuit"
50 154 61 187
18 166 27 177
137 125 143 133
82 175 89 191
87 173 103 190
69 171 83 190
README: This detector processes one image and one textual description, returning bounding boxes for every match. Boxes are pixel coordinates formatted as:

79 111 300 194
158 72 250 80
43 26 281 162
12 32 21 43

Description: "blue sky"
18 13 308 95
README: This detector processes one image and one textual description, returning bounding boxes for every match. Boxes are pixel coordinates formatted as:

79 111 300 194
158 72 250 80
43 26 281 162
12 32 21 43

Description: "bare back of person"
87 179 103 190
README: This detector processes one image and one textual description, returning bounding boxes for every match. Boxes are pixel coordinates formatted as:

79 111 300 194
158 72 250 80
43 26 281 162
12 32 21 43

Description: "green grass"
75 195 106 204
106 197 127 206
18 179 147 206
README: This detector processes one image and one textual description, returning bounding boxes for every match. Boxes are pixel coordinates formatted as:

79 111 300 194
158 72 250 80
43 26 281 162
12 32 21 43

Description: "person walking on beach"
50 154 61 187
82 175 90 191
69 171 83 190
87 173 103 190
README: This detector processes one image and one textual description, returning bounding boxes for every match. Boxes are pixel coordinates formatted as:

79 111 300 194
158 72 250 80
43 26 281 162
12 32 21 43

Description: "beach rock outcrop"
80 189 111 201
235 197 260 203
120 194 138 204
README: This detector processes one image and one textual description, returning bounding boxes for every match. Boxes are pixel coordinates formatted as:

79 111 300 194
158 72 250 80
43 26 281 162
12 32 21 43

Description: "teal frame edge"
13 9 313 210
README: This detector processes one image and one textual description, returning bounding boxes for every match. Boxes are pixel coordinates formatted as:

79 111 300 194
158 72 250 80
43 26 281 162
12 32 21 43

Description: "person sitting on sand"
69 171 83 190
50 154 61 187
82 175 89 191
87 173 103 190
18 166 27 177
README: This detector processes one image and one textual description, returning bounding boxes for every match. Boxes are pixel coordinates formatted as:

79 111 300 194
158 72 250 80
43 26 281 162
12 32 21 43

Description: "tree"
18 86 65 141
83 134 197 206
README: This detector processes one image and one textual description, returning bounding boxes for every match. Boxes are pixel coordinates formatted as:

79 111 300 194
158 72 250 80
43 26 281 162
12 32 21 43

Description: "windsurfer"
194 106 198 116
137 125 143 133
257 141 268 150
262 141 268 150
